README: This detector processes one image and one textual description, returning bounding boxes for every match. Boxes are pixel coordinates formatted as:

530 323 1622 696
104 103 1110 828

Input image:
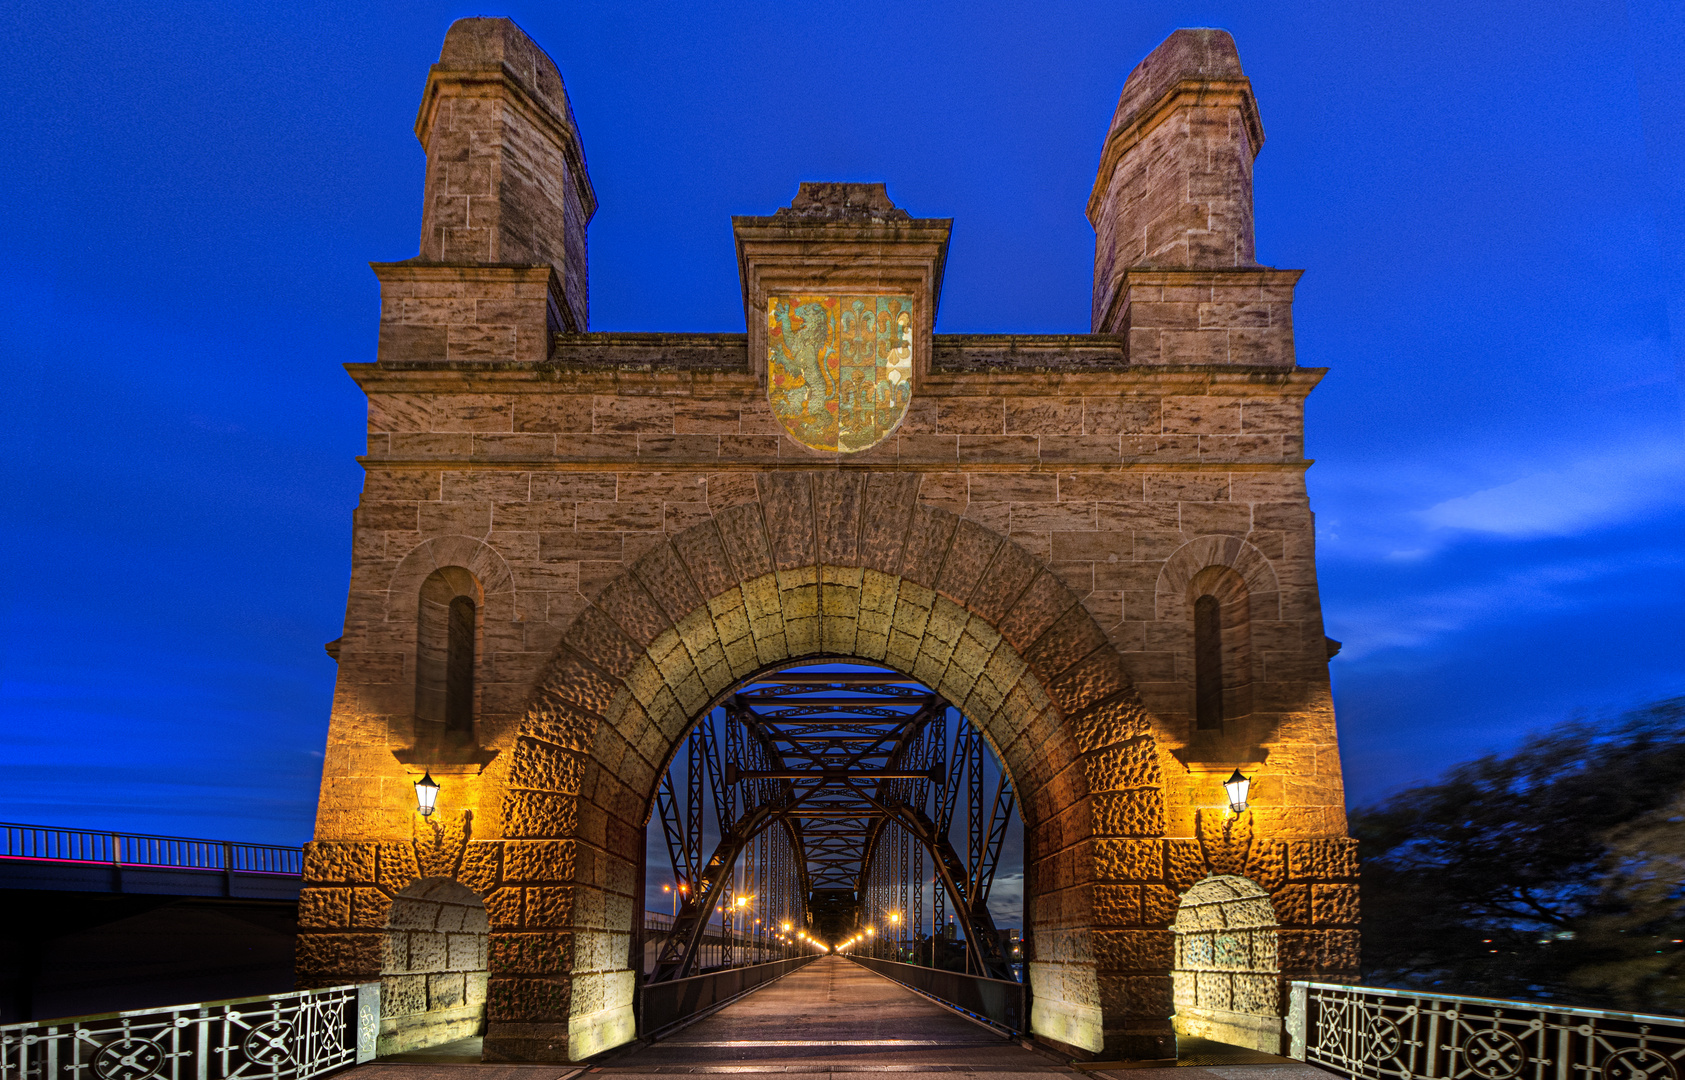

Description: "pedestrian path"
339 956 1335 1080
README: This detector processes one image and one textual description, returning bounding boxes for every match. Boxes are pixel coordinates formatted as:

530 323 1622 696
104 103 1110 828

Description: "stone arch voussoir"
387 536 517 624
1156 535 1281 623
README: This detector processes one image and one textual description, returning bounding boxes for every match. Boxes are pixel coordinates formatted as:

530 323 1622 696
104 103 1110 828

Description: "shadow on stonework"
377 878 489 1057
1170 874 1283 1055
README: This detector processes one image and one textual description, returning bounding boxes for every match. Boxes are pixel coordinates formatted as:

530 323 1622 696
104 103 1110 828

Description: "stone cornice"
346 359 1327 396
1095 265 1304 341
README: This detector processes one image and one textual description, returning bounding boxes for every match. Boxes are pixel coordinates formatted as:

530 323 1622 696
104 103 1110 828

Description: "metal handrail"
0 821 304 875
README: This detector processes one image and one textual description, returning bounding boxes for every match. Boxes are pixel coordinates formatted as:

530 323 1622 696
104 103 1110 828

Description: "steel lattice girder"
649 662 1015 981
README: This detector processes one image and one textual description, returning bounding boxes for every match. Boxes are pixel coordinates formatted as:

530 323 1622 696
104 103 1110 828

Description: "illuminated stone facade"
296 18 1356 1063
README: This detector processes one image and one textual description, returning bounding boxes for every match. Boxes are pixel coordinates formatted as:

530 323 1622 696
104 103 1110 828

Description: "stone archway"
482 473 1174 1062
1171 874 1282 1053
379 877 490 1055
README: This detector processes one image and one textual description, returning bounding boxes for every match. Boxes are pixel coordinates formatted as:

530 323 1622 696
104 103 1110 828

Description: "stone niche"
378 878 489 1055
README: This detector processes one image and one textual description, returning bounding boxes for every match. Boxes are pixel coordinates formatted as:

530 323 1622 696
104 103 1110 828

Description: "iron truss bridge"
649 661 1016 982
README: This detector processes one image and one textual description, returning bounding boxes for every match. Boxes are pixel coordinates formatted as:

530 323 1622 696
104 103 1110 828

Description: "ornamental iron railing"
0 985 376 1080
0 824 303 876
1287 981 1685 1080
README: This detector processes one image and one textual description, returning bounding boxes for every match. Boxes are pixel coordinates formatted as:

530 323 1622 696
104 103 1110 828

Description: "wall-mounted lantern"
1223 768 1251 814
415 770 440 817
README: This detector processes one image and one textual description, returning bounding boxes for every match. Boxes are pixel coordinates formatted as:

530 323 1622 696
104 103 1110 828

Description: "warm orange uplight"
889 912 900 924
866 927 874 936
782 921 791 932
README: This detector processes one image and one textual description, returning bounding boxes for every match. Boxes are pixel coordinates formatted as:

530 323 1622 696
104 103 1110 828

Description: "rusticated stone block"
858 473 918 573
969 537 1042 626
350 887 393 929
936 518 1002 607
563 606 641 679
760 473 817 569
1269 883 1310 927
503 839 576 883
377 842 419 894
524 887 575 928
900 505 958 587
1288 838 1359 881
594 574 670 648
303 842 375 885
484 886 523 928
1244 839 1288 891
1071 695 1152 753
1048 651 1131 716
1026 597 1110 675
673 521 737 598
1084 738 1162 792
1094 929 1174 972
490 931 573 975
503 791 579 838
458 841 503 896
1310 883 1359 926
1097 974 1175 1019
1097 838 1165 881
632 542 703 623
294 932 383 980
1095 884 1142 925
998 570 1078 654
487 975 571 1022
1165 838 1206 890
1092 788 1165 837
1141 885 1181 928
531 650 618 717
1277 929 1361 973
1197 809 1251 878
509 738 584 793
430 971 468 1008
298 887 352 929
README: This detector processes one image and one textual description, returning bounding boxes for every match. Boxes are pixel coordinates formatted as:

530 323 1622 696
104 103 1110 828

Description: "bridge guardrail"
640 955 819 1040
0 822 303 875
0 984 377 1080
847 955 1025 1035
1287 980 1685 1080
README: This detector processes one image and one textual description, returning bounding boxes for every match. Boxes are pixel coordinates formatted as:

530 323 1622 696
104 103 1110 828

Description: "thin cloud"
1419 439 1685 539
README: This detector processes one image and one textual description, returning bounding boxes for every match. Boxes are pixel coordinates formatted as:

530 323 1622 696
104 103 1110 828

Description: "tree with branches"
1352 697 1685 1012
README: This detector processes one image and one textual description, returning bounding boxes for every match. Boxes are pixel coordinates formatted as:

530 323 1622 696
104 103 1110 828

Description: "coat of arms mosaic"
766 294 914 453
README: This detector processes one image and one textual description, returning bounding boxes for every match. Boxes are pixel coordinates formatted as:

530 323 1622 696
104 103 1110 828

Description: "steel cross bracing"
649 661 1016 982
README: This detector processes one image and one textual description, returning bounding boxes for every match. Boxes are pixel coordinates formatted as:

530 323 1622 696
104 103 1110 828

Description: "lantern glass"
1223 768 1250 814
415 771 441 817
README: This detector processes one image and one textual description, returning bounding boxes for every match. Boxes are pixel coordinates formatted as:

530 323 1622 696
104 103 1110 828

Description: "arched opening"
379 878 489 1057
1187 566 1252 730
641 659 1024 986
415 566 481 754
482 487 1175 1062
1171 874 1281 1054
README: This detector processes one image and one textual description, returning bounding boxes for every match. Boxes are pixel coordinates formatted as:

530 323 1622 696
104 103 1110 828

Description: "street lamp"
1224 768 1251 814
414 771 440 817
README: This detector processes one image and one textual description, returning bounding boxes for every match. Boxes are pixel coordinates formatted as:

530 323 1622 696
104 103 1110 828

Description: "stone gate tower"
297 18 1357 1064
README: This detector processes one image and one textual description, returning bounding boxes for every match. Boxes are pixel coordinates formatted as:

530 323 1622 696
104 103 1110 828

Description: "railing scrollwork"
1288 981 1685 1080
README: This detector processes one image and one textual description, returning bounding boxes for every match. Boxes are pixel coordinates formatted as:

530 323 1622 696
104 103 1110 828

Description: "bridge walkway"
606 954 1058 1074
345 955 1333 1079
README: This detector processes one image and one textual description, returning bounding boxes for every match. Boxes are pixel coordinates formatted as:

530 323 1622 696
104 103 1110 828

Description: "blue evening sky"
2 0 1682 846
